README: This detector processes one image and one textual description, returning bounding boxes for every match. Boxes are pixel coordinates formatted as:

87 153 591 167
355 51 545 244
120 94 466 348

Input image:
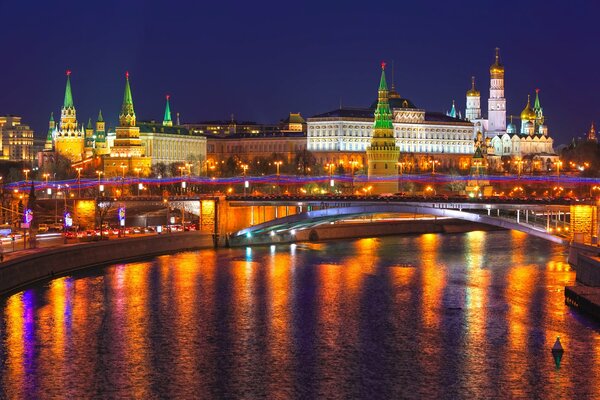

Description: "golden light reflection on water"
267 248 293 397
463 230 490 393
4 293 26 398
1 231 597 398
121 262 152 398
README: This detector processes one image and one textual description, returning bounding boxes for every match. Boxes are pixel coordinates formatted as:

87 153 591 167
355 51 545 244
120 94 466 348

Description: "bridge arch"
233 204 566 244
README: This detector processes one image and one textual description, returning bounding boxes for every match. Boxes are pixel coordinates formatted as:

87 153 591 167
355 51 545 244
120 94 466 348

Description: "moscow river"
1 230 600 398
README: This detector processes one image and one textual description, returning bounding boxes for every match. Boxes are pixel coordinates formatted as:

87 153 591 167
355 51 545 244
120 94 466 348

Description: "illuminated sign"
118 206 126 227
24 209 33 224
64 212 73 227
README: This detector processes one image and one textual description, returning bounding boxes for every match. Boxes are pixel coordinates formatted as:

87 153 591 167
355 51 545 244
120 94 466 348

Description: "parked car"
38 224 49 233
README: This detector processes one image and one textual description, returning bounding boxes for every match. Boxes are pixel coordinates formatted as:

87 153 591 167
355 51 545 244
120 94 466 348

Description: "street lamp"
242 164 249 195
134 167 141 196
274 161 282 193
429 160 440 174
75 167 83 198
350 160 358 193
119 164 127 197
23 169 30 182
96 170 104 194
555 160 563 177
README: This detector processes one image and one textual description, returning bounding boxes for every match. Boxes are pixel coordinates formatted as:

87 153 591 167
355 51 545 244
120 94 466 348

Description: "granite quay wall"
0 232 213 297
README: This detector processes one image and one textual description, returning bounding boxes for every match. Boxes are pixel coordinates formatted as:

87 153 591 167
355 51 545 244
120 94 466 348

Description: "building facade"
0 116 33 161
466 49 557 171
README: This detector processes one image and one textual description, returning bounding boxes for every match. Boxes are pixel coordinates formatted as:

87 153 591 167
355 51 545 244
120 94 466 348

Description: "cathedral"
465 49 557 172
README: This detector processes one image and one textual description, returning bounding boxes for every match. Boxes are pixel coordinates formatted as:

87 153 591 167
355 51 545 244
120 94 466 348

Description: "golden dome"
466 76 480 97
520 95 536 121
489 48 504 76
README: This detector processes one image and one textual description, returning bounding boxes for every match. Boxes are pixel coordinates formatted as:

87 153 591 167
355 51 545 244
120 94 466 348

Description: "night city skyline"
0 0 598 143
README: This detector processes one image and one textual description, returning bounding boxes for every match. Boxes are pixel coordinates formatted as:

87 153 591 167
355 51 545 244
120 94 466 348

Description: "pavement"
0 232 160 263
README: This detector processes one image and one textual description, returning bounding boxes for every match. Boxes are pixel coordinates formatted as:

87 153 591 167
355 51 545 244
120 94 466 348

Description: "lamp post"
75 167 82 198
556 160 563 177
23 169 30 182
242 164 249 195
96 170 104 195
274 161 282 193
119 164 127 197
429 160 439 174
350 160 358 194
134 167 141 196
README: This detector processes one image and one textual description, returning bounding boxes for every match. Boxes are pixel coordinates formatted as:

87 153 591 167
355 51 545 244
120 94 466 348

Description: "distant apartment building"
0 115 34 161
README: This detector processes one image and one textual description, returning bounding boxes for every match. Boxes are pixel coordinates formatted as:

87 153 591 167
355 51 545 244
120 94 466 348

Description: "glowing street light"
75 167 83 198
429 160 440 174
23 169 30 182
96 170 104 193
555 160 563 177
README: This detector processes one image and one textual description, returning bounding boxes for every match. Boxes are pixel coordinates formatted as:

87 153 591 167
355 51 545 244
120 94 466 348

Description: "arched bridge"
229 196 579 246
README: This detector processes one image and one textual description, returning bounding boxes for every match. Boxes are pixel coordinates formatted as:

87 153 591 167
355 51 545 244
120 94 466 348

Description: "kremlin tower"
487 48 506 133
588 122 597 142
465 76 481 121
367 62 400 194
44 113 55 151
163 95 173 126
54 71 85 161
94 110 108 155
102 72 151 177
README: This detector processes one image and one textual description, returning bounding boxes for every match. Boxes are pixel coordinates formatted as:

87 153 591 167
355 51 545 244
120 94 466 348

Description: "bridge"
29 194 599 253
224 195 584 246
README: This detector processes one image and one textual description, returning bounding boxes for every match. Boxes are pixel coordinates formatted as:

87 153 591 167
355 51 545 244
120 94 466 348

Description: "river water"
0 230 599 399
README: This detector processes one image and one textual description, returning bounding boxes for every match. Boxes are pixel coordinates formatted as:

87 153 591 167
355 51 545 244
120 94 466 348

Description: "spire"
534 89 541 110
589 121 597 142
97 109 103 122
374 62 393 131
448 100 457 118
49 112 54 123
163 94 172 126
378 61 388 92
63 70 74 109
490 47 504 76
87 117 92 130
119 71 136 127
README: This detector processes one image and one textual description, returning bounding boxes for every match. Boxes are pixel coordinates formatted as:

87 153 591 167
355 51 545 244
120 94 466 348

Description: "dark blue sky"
0 0 597 144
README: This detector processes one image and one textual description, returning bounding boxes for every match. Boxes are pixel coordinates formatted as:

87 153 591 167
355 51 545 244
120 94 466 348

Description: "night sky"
0 0 597 145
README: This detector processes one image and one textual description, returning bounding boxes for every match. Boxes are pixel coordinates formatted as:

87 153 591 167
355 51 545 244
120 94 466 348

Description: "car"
38 224 49 233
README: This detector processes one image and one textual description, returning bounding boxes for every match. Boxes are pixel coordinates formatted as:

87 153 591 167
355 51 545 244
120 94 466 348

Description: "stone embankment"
0 232 213 297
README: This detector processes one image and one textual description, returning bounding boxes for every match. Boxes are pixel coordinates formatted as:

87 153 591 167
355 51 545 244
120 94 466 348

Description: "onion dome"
507 116 517 133
466 76 480 97
520 95 536 121
489 48 504 77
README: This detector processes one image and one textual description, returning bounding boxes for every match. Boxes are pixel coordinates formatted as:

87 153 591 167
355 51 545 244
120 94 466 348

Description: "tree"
96 198 114 239
295 149 316 175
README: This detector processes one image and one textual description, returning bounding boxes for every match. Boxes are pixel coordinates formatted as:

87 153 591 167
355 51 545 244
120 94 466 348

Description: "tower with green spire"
44 113 55 151
366 62 400 194
104 72 150 177
533 88 544 125
55 70 85 161
84 117 95 156
163 95 173 126
94 110 109 154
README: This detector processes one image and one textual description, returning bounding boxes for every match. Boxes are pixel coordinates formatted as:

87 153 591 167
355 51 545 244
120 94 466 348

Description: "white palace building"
307 48 557 173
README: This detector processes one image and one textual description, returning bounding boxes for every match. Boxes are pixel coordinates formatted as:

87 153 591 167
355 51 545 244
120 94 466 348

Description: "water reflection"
0 231 599 398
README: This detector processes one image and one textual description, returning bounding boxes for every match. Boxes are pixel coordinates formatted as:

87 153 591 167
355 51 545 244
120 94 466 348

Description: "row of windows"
309 129 472 140
309 142 472 153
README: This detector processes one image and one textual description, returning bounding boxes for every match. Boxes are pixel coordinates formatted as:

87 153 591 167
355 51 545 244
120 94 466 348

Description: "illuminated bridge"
225 195 597 247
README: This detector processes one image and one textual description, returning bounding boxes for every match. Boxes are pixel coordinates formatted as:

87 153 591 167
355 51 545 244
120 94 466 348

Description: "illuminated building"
588 122 596 142
0 116 32 161
307 74 474 170
366 63 400 194
467 49 557 170
53 71 85 161
184 118 279 136
101 72 151 177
